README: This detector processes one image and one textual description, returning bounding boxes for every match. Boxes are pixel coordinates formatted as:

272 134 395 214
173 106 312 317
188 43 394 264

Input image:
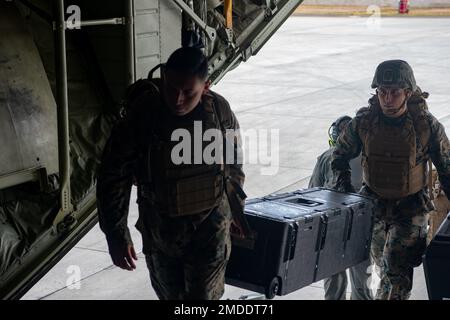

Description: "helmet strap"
387 97 408 117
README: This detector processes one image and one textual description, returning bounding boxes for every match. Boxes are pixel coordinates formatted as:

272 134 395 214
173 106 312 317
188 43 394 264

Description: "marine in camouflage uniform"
331 60 450 300
96 47 247 300
309 116 373 300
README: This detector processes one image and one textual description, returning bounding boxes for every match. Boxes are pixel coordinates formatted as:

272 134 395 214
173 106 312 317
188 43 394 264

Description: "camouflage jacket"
309 148 335 189
96 89 245 252
331 103 450 203
309 147 362 190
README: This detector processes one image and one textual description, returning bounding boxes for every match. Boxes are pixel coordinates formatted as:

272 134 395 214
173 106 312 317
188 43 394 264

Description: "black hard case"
225 187 375 298
423 212 450 300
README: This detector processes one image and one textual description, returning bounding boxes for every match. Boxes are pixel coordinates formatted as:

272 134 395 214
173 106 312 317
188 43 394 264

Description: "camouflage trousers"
370 200 428 300
145 246 230 300
139 203 232 300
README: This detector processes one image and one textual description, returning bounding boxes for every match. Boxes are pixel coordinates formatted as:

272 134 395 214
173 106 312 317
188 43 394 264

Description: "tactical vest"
359 91 431 199
135 85 227 217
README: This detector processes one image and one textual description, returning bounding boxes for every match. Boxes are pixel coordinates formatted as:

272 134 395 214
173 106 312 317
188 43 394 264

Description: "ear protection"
328 116 352 147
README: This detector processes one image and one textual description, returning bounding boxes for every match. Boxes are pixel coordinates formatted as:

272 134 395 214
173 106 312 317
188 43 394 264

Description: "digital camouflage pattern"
332 100 450 197
331 98 450 300
360 185 429 300
144 201 231 300
96 87 244 300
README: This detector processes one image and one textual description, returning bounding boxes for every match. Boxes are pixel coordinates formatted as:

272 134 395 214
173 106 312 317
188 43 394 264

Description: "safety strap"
210 94 253 238
429 160 434 201
133 78 161 203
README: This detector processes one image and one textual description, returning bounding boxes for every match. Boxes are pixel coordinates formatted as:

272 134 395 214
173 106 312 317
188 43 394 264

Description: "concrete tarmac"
23 16 450 300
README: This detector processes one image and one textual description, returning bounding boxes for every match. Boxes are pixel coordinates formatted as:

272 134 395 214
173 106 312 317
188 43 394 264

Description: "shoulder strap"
408 102 431 149
208 91 252 238
357 97 379 143
133 79 162 201
126 78 159 101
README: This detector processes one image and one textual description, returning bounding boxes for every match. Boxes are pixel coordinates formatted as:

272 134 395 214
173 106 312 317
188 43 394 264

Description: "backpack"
119 64 163 119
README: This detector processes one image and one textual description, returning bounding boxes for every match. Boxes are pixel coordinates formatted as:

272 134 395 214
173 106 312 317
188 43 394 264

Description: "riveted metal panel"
134 0 181 80
159 0 181 66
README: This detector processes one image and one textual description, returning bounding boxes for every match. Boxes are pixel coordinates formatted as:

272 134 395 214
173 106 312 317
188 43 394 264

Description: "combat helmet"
371 60 417 91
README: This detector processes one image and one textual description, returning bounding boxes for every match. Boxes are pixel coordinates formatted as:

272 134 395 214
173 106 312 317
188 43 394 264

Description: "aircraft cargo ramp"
23 15 450 300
